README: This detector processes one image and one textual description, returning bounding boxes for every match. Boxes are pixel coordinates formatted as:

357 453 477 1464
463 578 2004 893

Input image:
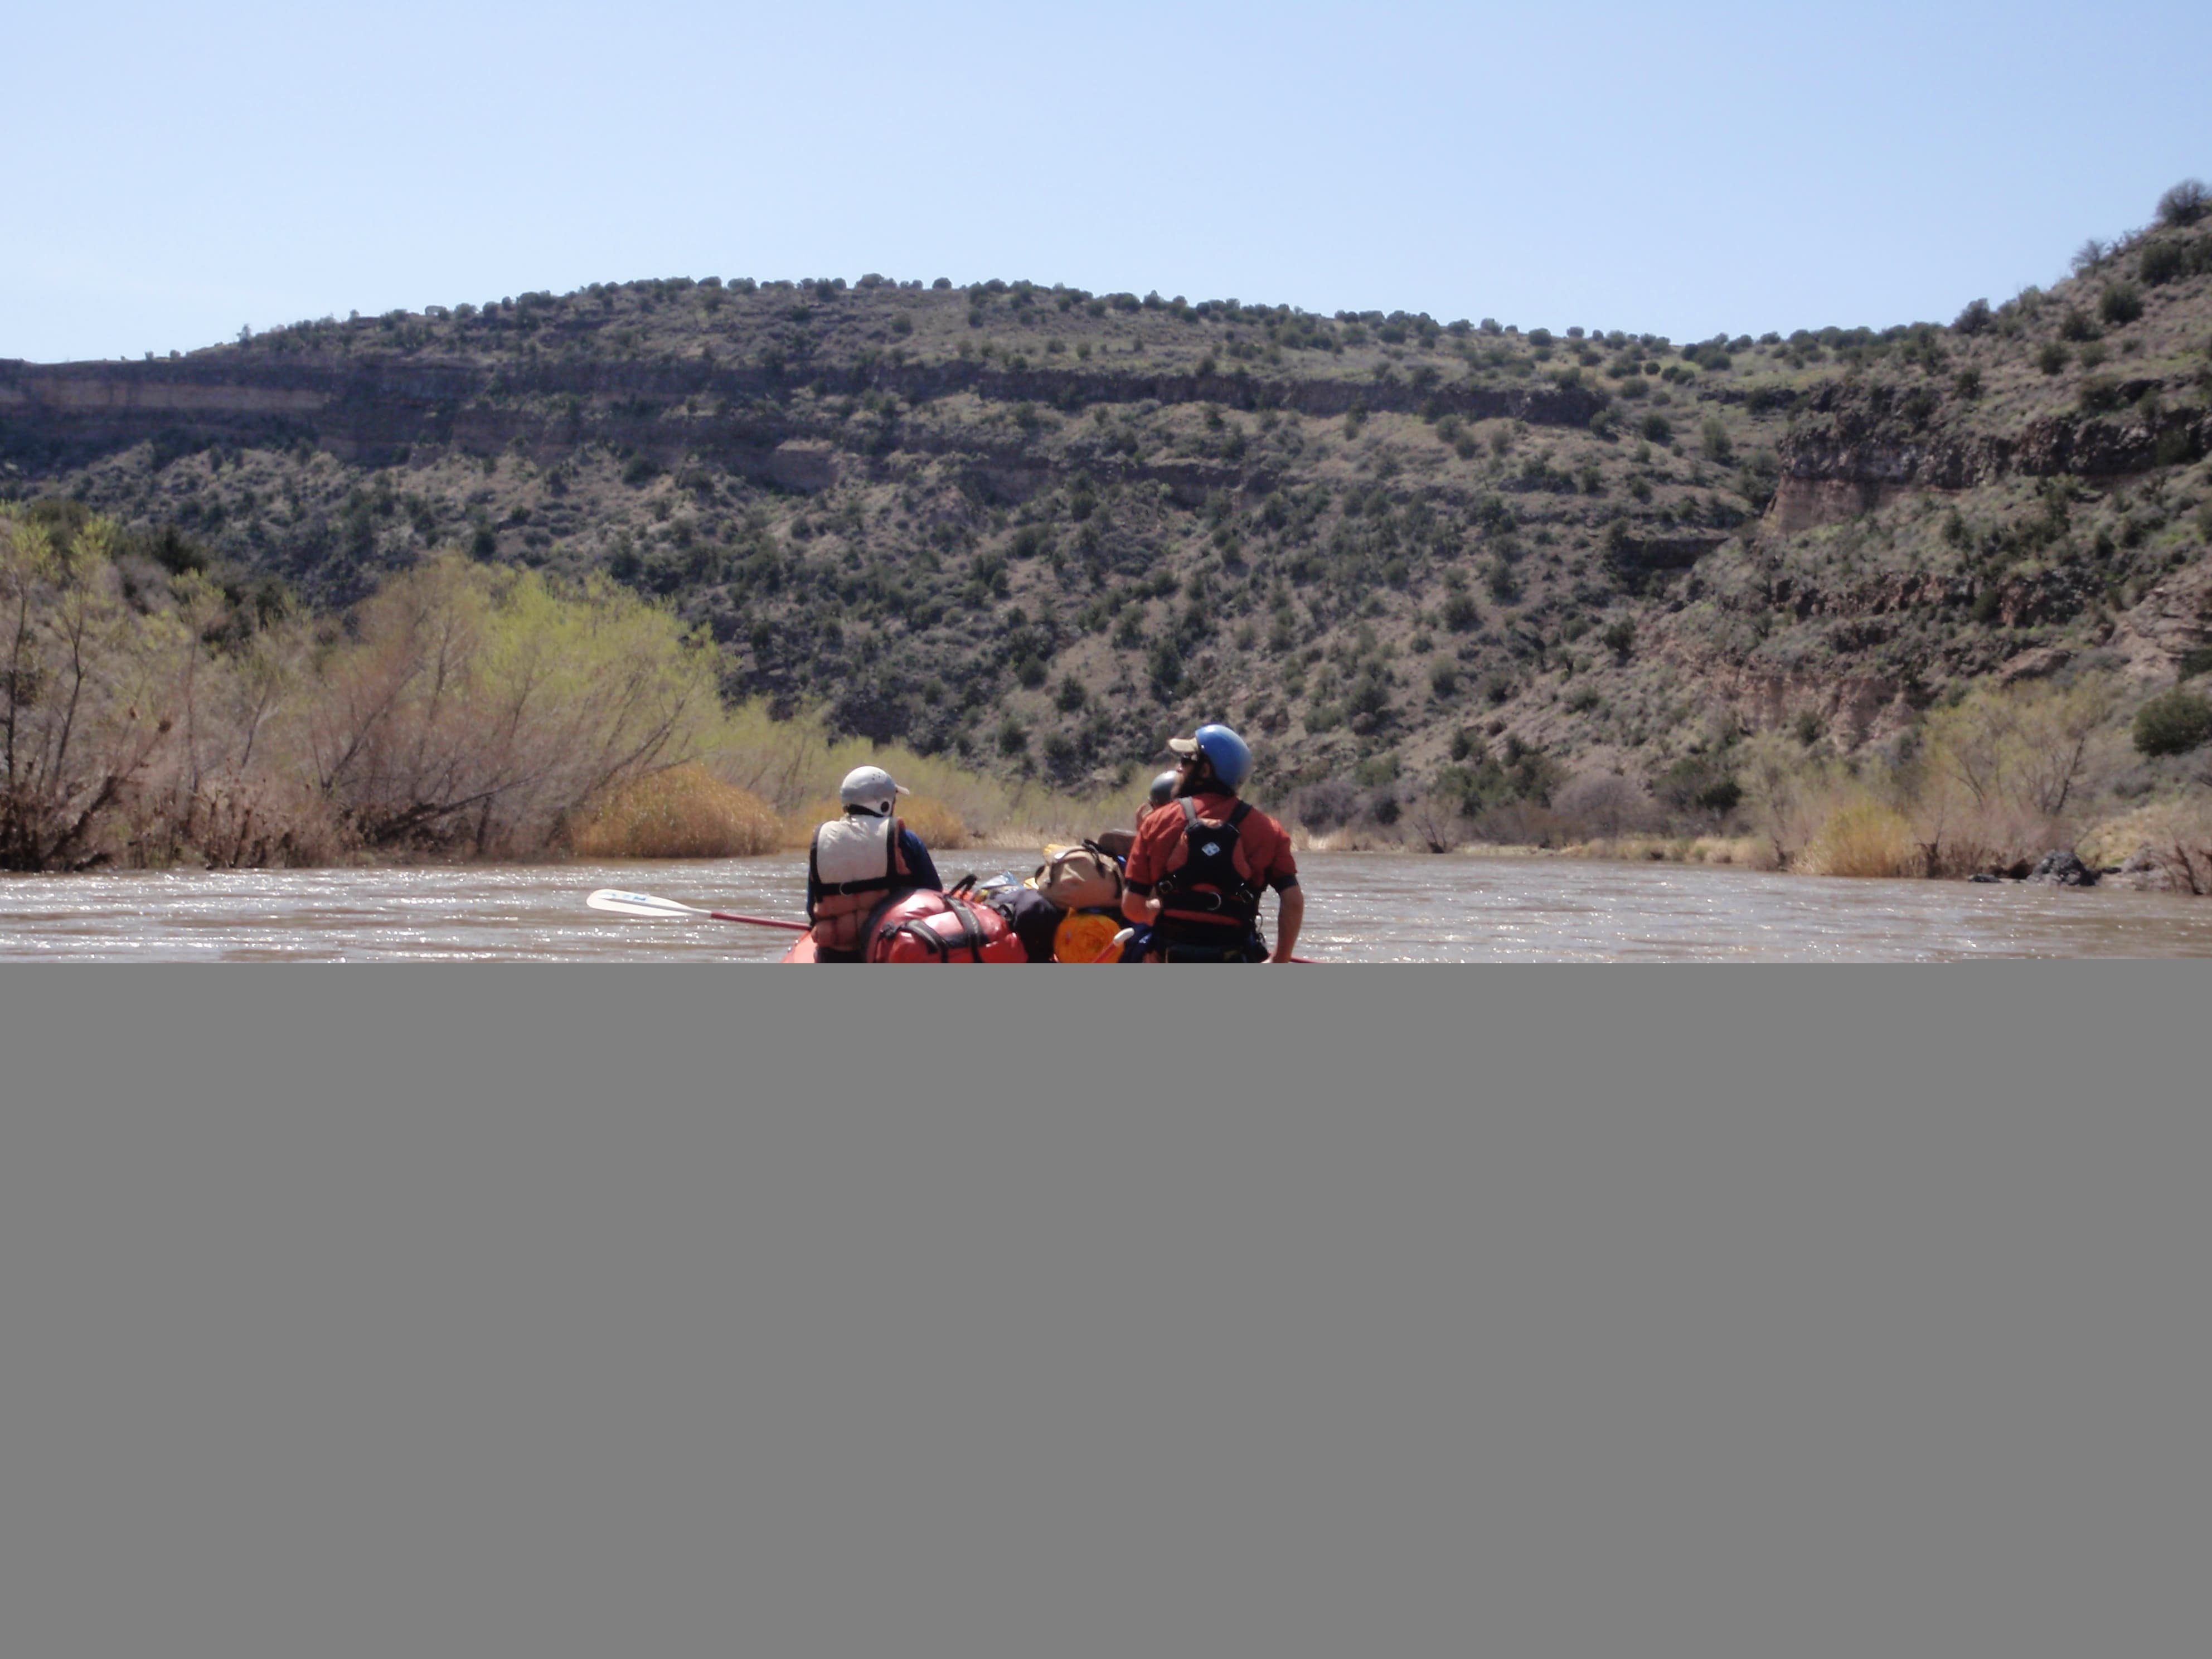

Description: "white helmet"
839 765 908 817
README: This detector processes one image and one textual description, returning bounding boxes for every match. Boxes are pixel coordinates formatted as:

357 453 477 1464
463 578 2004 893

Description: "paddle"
587 887 808 933
589 887 1320 960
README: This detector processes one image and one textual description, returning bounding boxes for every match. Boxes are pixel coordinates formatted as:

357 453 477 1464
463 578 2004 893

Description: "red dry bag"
865 890 1029 963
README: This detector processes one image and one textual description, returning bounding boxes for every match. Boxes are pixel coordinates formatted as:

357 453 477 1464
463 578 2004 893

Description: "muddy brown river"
5 851 2210 960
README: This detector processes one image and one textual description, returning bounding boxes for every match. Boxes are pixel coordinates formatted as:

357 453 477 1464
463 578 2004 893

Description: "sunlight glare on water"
6 851 2212 961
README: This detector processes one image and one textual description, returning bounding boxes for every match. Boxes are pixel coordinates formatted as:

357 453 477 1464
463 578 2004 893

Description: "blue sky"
6 1 2206 362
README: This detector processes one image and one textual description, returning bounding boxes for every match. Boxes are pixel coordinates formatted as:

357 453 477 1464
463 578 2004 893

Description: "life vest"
866 890 1027 963
807 812 910 952
1153 799 1265 933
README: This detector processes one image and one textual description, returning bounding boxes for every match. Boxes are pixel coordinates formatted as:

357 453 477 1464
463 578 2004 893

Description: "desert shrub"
569 764 780 858
2 517 729 869
2140 240 2187 287
2078 374 2126 414
2132 688 2212 755
304 557 720 856
2058 308 2098 342
1655 754 1742 818
1954 367 1983 400
1553 772 1649 840
1641 413 1672 444
2036 342 2069 375
1291 774 1362 831
2155 178 2208 228
1952 298 1993 334
1602 619 1636 661
1442 591 1481 631
2099 283 2145 327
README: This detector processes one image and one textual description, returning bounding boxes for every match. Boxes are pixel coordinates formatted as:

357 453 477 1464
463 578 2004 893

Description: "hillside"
7 188 2212 854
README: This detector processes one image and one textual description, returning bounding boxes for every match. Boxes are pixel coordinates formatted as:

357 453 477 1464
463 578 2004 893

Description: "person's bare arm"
1270 885 1305 963
1122 885 1158 926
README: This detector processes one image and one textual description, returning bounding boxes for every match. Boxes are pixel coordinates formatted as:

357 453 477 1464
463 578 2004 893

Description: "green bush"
2140 240 2188 286
2099 284 2145 327
1953 297 1993 334
1055 675 1087 712
2036 342 2069 376
2078 374 2125 415
1442 591 1480 631
2132 688 2212 755
2059 308 2098 342
2156 178 2208 228
1641 413 1672 444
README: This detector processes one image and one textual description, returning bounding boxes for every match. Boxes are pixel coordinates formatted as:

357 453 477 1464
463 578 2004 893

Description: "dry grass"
1563 833 1776 867
1798 802 1921 878
569 765 781 858
896 795 971 850
779 793 974 852
704 699 1115 847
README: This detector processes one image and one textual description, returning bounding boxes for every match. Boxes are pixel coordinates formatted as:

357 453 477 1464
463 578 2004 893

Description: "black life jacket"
1153 799 1264 931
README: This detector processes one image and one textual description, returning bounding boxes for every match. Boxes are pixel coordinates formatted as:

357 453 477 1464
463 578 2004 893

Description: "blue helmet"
1170 723 1253 792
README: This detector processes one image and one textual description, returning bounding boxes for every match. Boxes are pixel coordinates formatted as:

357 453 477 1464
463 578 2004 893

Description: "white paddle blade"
586 888 707 919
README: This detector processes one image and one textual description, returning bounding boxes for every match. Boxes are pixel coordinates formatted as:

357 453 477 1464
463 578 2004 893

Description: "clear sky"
6 1 2206 363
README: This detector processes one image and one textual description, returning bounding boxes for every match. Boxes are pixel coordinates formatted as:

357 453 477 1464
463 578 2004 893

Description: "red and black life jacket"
1153 799 1264 932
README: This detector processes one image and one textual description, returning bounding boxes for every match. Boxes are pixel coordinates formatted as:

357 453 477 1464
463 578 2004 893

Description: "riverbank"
1301 799 2212 895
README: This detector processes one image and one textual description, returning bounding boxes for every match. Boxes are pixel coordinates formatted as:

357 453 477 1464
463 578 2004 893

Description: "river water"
4 850 2210 961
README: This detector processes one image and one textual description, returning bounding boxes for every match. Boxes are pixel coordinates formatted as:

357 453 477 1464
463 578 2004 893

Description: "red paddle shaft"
707 910 809 933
